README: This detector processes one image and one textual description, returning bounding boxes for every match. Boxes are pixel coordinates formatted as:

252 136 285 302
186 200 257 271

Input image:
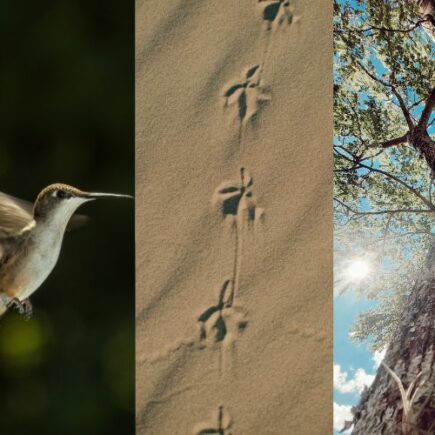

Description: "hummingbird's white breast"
16 196 88 300
17 221 65 300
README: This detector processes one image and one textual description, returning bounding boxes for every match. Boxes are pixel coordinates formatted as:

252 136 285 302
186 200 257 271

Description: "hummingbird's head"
33 183 132 228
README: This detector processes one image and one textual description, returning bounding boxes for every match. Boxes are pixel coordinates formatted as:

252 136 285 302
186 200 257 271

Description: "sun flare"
345 259 371 282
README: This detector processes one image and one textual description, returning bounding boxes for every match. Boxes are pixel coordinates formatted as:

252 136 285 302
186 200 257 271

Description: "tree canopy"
334 0 435 350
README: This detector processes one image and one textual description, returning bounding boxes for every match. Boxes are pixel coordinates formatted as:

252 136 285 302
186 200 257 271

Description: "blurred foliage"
334 0 435 349
0 1 134 434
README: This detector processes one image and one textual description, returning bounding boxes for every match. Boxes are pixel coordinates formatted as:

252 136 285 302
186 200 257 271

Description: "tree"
409 0 435 40
334 0 435 432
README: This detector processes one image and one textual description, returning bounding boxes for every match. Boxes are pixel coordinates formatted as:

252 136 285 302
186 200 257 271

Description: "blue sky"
333 292 381 433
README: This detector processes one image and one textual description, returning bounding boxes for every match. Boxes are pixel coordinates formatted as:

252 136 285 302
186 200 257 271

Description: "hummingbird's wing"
0 191 88 237
0 192 33 237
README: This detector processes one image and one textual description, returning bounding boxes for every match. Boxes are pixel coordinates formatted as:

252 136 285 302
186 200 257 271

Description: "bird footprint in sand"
213 167 264 225
258 0 293 30
223 65 271 125
194 406 233 435
197 279 248 348
212 167 264 308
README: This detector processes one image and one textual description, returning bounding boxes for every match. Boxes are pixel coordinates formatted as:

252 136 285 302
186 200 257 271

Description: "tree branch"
334 198 434 216
379 214 394 262
418 87 435 128
379 134 409 149
336 150 435 209
359 163 433 209
366 230 434 247
360 18 430 34
357 62 414 130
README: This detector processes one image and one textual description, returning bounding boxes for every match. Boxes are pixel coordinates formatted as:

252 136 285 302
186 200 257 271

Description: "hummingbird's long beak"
84 192 134 200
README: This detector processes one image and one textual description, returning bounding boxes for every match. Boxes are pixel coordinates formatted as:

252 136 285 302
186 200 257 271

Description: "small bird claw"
22 298 33 320
7 297 33 320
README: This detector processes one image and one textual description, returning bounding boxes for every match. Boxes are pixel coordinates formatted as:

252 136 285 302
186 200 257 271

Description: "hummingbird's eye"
55 190 70 199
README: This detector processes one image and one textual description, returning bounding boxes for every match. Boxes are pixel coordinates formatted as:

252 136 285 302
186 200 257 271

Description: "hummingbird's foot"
6 297 33 319
7 297 25 314
22 298 33 320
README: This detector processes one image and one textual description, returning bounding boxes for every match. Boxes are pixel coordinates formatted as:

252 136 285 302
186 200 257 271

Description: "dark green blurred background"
0 1 134 434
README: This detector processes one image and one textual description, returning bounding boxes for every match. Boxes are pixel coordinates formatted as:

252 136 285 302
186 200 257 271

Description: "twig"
335 149 434 210
357 62 414 130
359 18 429 34
334 198 434 217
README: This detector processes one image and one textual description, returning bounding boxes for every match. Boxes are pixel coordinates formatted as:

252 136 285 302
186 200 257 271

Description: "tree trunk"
409 0 435 39
352 241 435 434
409 130 435 172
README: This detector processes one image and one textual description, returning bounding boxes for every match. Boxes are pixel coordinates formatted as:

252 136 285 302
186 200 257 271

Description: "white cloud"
334 364 375 394
372 348 387 368
334 402 353 433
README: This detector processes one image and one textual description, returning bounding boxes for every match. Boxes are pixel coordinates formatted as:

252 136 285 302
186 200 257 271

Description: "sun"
345 259 371 282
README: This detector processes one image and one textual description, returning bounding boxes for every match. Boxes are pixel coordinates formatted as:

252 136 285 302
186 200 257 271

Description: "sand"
135 1 332 433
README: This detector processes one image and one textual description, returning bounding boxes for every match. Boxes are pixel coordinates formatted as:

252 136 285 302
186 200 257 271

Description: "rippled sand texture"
136 1 332 433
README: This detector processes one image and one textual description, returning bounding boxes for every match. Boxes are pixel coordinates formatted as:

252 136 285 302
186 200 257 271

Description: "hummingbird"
0 183 132 319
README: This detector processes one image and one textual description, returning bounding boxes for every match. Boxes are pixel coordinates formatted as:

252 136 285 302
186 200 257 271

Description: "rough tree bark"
380 87 435 173
352 241 435 434
413 0 435 38
356 62 435 171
